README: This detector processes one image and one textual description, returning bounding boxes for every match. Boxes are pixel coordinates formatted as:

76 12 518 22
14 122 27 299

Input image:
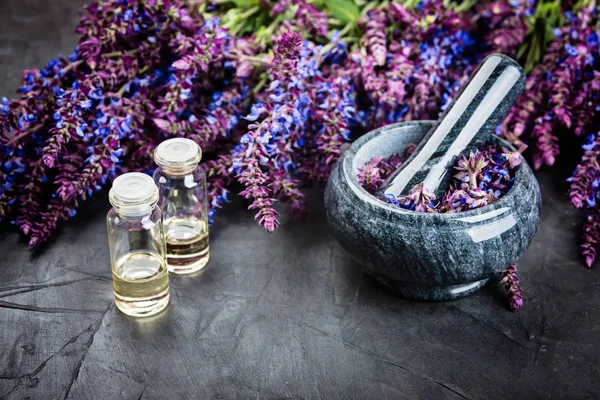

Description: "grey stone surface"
326 121 541 301
384 54 526 197
1 1 600 399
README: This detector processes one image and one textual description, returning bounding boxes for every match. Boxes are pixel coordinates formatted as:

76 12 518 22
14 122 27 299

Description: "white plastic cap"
154 138 202 175
109 172 158 217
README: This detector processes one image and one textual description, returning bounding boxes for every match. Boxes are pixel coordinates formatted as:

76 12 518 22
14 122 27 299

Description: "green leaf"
325 0 360 23
232 0 257 7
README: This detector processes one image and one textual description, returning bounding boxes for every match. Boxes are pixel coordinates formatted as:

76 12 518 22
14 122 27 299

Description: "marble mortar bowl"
324 121 542 301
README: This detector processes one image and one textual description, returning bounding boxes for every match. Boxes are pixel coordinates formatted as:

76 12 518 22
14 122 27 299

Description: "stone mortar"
324 121 542 301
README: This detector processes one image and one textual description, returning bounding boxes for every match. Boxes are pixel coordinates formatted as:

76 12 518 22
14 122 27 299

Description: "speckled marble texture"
384 54 526 197
325 121 542 301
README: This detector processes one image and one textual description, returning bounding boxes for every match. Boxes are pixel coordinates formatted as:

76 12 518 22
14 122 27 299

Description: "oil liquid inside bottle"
164 216 210 274
112 252 170 317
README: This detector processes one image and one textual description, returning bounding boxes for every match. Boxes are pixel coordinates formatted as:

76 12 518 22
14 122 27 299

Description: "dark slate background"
1 1 599 399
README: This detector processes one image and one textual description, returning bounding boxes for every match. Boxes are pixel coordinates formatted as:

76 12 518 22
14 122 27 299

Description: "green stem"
240 5 260 20
252 75 268 94
228 53 274 67
102 49 139 59
265 13 285 35
360 1 381 16
338 22 356 37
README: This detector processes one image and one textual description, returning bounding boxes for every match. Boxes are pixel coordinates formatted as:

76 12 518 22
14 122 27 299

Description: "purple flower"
358 146 520 213
500 264 523 311
361 10 388 67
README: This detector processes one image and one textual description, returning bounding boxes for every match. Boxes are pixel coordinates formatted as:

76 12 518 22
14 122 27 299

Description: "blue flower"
225 115 238 132
110 148 124 163
179 88 192 100
206 115 217 125
95 109 107 124
68 49 78 62
269 88 285 103
88 87 103 100
80 99 93 110
298 58 318 78
553 28 562 38
123 9 133 21
586 53 595 66
203 18 220 32
240 134 251 144
52 87 66 99
583 134 596 151
242 103 266 121
76 122 88 138
587 197 596 208
564 44 578 57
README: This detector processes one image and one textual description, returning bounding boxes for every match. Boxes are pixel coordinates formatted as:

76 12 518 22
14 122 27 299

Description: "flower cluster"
346 0 528 129
509 6 600 267
373 146 521 213
0 0 244 245
502 6 600 170
357 154 403 195
500 264 523 311
357 144 416 194
232 32 357 229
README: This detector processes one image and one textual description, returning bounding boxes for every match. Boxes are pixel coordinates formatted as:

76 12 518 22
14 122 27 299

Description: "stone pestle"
380 53 526 198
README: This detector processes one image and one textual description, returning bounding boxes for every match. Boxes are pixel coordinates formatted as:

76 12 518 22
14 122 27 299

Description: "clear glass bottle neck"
112 202 158 219
158 163 199 177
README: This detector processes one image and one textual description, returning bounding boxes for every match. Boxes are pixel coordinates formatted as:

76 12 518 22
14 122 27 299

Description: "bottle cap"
109 172 158 217
154 138 202 175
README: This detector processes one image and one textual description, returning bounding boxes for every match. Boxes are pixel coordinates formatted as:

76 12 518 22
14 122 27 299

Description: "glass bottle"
107 172 170 317
153 138 210 274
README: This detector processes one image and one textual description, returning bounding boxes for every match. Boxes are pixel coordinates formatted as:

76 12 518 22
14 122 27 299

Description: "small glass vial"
153 138 210 274
107 172 170 317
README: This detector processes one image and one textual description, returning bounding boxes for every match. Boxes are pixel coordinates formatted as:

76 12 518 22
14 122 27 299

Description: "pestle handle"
382 54 526 198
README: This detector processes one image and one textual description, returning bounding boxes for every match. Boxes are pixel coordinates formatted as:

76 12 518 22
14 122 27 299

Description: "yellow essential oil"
112 252 170 317
107 172 170 317
153 138 210 275
164 217 210 274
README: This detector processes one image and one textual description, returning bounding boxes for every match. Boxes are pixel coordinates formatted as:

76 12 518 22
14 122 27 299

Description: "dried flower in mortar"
368 146 522 213
357 144 416 194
